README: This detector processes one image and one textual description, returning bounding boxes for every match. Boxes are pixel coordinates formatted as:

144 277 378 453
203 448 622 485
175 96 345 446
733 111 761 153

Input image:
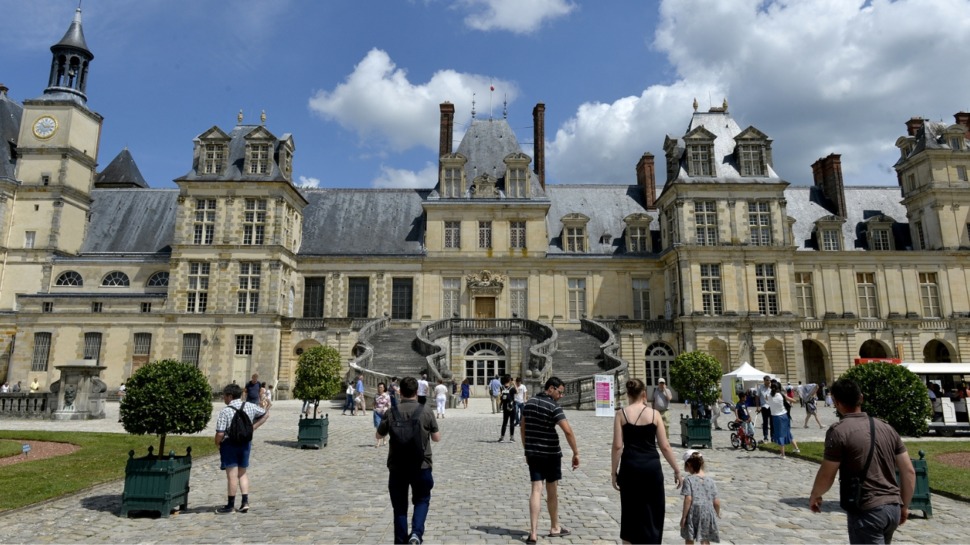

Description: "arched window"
102 271 130 287
147 271 169 287
464 341 507 390
645 342 675 390
55 271 83 286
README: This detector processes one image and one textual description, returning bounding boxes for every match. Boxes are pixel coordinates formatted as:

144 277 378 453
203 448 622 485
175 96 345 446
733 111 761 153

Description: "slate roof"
0 87 22 181
785 185 908 251
175 124 294 184
897 120 969 165
299 189 429 256
79 189 178 254
545 185 655 255
95 148 149 188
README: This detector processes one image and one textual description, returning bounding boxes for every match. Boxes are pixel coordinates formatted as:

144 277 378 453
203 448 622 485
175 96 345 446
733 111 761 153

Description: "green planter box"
680 416 713 449
120 446 192 518
298 414 329 449
898 450 932 518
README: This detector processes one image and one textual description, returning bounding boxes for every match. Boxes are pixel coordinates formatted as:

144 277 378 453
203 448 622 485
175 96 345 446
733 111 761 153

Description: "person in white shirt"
515 377 528 426
434 379 449 418
417 373 430 405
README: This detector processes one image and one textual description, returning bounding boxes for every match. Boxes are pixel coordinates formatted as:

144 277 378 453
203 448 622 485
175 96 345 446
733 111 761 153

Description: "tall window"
565 227 586 252
186 262 210 313
478 221 492 249
695 201 718 246
303 277 326 318
688 144 713 176
958 166 968 182
133 333 152 365
633 279 650 319
391 278 414 320
748 202 771 245
181 334 201 367
442 167 462 198
755 264 779 315
822 229 841 251
237 262 261 313
202 143 225 174
193 199 216 245
915 221 926 250
235 334 254 356
25 231 36 249
248 143 270 174
243 199 267 245
700 264 723 315
568 278 587 320
795 272 816 318
507 168 528 198
83 332 102 364
442 278 461 318
919 272 942 318
347 277 369 318
871 229 891 251
510 278 528 318
739 144 766 176
444 221 461 249
856 273 878 319
628 226 649 253
510 221 526 249
31 332 51 372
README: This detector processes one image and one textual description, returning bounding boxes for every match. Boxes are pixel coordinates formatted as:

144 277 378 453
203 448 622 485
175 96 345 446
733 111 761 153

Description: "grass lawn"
0 439 24 459
0 431 218 512
761 440 970 502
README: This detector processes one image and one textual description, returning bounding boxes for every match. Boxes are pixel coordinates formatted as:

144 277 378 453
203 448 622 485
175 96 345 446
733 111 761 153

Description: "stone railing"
292 317 357 330
555 319 629 409
0 393 53 418
346 317 391 393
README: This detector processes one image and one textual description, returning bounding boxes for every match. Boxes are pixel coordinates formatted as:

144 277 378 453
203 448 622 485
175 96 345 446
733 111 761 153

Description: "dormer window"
865 215 894 251
561 213 590 253
623 213 652 253
202 143 226 174
950 136 963 151
688 144 714 176
248 143 270 174
822 229 841 251
439 153 467 198
503 152 531 198
815 215 845 251
738 144 766 176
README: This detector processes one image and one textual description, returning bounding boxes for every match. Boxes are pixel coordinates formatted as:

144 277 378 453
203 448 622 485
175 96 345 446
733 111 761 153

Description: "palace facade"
2 10 969 399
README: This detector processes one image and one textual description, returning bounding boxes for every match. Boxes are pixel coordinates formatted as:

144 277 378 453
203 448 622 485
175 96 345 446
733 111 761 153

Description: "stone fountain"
49 360 108 420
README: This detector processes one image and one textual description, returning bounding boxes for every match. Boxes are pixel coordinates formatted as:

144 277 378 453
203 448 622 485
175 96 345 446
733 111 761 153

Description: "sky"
3 0 970 191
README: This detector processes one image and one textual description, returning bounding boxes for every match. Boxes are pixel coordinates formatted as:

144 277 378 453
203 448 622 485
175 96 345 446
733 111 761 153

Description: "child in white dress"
680 450 720 544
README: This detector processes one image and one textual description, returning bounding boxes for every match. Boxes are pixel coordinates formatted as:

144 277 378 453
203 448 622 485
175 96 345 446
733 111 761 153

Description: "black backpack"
227 402 254 445
501 386 516 412
388 404 425 469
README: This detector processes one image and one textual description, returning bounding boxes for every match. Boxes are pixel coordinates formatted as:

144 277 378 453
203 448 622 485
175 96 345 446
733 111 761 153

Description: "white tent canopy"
720 361 775 403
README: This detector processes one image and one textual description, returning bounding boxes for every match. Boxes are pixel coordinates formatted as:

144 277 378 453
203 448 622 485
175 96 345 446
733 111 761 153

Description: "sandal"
525 537 537 544
547 527 571 537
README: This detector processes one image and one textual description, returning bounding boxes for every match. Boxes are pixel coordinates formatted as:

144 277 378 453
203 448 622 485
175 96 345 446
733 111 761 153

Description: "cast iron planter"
679 415 713 448
297 414 329 449
120 446 192 517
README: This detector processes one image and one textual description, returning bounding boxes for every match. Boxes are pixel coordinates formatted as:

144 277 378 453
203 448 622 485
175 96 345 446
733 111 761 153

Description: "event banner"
595 374 615 417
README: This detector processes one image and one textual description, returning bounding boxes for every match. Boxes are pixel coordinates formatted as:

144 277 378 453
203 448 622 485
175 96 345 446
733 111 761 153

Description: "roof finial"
471 92 476 120
237 110 243 124
503 94 508 119
693 97 698 112
260 110 266 125
722 97 728 112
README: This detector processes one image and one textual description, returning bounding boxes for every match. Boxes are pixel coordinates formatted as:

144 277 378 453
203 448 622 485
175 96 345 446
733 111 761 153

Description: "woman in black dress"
611 379 682 543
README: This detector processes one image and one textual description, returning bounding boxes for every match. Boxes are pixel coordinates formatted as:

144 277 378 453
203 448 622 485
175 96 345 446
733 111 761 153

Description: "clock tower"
11 7 102 255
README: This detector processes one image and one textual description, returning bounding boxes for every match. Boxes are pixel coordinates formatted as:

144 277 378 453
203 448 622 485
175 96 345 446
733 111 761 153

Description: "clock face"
33 116 58 139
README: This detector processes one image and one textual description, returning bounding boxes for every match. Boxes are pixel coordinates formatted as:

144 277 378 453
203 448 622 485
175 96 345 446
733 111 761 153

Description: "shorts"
219 441 252 470
526 456 562 483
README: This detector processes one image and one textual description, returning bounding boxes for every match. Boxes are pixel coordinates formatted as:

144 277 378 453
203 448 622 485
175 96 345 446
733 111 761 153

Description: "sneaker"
215 506 235 514
498 437 505 442
237 503 250 513
408 533 421 544
508 437 514 443
793 448 800 453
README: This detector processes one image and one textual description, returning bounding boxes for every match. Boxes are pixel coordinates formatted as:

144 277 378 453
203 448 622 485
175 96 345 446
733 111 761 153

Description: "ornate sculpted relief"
471 175 498 198
466 269 506 295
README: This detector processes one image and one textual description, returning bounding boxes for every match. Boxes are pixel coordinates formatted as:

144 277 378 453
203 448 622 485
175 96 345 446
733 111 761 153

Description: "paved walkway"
0 398 965 544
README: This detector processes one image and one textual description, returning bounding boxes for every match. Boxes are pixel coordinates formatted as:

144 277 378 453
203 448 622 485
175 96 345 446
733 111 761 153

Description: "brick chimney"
533 103 545 189
811 153 846 217
439 102 455 157
955 112 970 140
636 153 657 210
905 117 924 137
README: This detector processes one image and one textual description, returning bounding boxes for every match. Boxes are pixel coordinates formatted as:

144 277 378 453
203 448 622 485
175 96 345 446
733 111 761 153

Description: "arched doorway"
764 339 787 376
802 340 829 385
464 341 507 397
923 340 952 363
645 342 675 399
859 339 889 359
708 338 729 373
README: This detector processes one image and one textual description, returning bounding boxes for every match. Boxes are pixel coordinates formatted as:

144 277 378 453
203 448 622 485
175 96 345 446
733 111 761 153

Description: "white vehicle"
901 363 970 436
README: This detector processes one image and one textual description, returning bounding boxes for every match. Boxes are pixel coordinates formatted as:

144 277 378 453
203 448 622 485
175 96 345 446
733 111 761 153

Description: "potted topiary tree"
669 351 722 449
119 359 212 517
293 345 342 449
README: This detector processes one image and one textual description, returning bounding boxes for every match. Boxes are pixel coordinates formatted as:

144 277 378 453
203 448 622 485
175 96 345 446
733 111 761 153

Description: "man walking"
498 375 518 442
377 376 441 544
245 373 261 404
514 376 528 426
214 383 269 514
489 375 502 413
757 375 773 442
809 378 915 544
652 378 672 427
520 376 579 543
417 373 430 405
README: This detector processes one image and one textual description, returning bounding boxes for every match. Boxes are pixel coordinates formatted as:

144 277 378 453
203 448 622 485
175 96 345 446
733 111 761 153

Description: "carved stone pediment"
471 175 499 198
466 270 506 295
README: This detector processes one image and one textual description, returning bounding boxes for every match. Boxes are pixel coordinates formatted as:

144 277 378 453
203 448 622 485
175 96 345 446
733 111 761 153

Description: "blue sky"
3 0 970 190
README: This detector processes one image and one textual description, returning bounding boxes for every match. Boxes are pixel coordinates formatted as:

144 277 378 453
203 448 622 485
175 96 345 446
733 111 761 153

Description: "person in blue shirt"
735 391 754 438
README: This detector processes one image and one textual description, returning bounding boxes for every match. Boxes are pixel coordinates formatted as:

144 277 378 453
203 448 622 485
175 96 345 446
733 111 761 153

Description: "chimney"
636 153 657 210
905 117 924 137
533 103 545 189
811 153 846 217
0 83 8 98
955 112 970 140
439 102 455 157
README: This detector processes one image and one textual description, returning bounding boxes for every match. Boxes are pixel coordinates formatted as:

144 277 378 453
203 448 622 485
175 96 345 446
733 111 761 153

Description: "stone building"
1 10 968 400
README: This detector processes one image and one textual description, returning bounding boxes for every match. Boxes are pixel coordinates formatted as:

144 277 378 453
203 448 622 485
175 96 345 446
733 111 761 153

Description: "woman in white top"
768 382 799 458
433 378 449 419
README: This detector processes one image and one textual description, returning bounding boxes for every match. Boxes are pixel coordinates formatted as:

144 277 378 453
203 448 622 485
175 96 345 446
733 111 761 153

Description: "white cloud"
548 0 970 186
459 0 576 33
298 176 321 189
308 48 516 153
372 163 438 189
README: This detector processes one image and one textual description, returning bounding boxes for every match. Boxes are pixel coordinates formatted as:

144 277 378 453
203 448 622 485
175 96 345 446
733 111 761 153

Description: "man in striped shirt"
520 376 579 543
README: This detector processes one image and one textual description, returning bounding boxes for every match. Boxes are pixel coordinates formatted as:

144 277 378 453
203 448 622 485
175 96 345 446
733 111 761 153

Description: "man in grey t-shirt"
652 378 672 427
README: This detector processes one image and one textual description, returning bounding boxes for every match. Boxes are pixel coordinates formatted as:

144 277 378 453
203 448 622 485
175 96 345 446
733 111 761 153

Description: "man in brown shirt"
809 378 915 544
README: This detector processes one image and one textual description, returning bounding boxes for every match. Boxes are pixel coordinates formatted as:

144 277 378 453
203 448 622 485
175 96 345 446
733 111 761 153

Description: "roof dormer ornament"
722 97 728 111
237 110 243 124
693 98 698 112
260 110 266 125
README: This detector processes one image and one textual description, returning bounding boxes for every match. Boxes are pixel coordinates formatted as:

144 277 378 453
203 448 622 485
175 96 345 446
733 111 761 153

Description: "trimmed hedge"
840 363 932 436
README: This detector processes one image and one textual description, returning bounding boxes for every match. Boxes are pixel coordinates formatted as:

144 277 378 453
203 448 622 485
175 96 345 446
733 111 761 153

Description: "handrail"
0 393 54 418
346 317 392 394
556 319 629 409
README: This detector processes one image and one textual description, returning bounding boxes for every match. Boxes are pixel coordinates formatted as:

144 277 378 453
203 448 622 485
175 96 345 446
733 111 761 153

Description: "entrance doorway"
464 340 506 396
475 297 496 318
802 340 828 385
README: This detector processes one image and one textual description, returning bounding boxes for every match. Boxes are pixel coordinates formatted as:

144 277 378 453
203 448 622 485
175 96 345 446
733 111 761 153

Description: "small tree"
840 363 932 436
120 359 212 456
293 345 343 418
669 351 722 419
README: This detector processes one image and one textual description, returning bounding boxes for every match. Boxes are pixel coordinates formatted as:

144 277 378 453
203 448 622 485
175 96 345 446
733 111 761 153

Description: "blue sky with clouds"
3 0 970 190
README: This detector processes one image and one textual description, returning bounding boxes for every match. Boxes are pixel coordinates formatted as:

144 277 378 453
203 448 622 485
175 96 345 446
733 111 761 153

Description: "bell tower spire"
45 7 94 102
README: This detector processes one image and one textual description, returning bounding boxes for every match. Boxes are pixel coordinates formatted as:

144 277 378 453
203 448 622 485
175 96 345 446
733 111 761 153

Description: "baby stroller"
730 418 757 451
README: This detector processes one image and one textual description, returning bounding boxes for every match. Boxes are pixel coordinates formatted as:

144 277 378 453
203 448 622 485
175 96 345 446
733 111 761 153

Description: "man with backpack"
376 376 441 544
214 383 269 514
499 375 518 442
